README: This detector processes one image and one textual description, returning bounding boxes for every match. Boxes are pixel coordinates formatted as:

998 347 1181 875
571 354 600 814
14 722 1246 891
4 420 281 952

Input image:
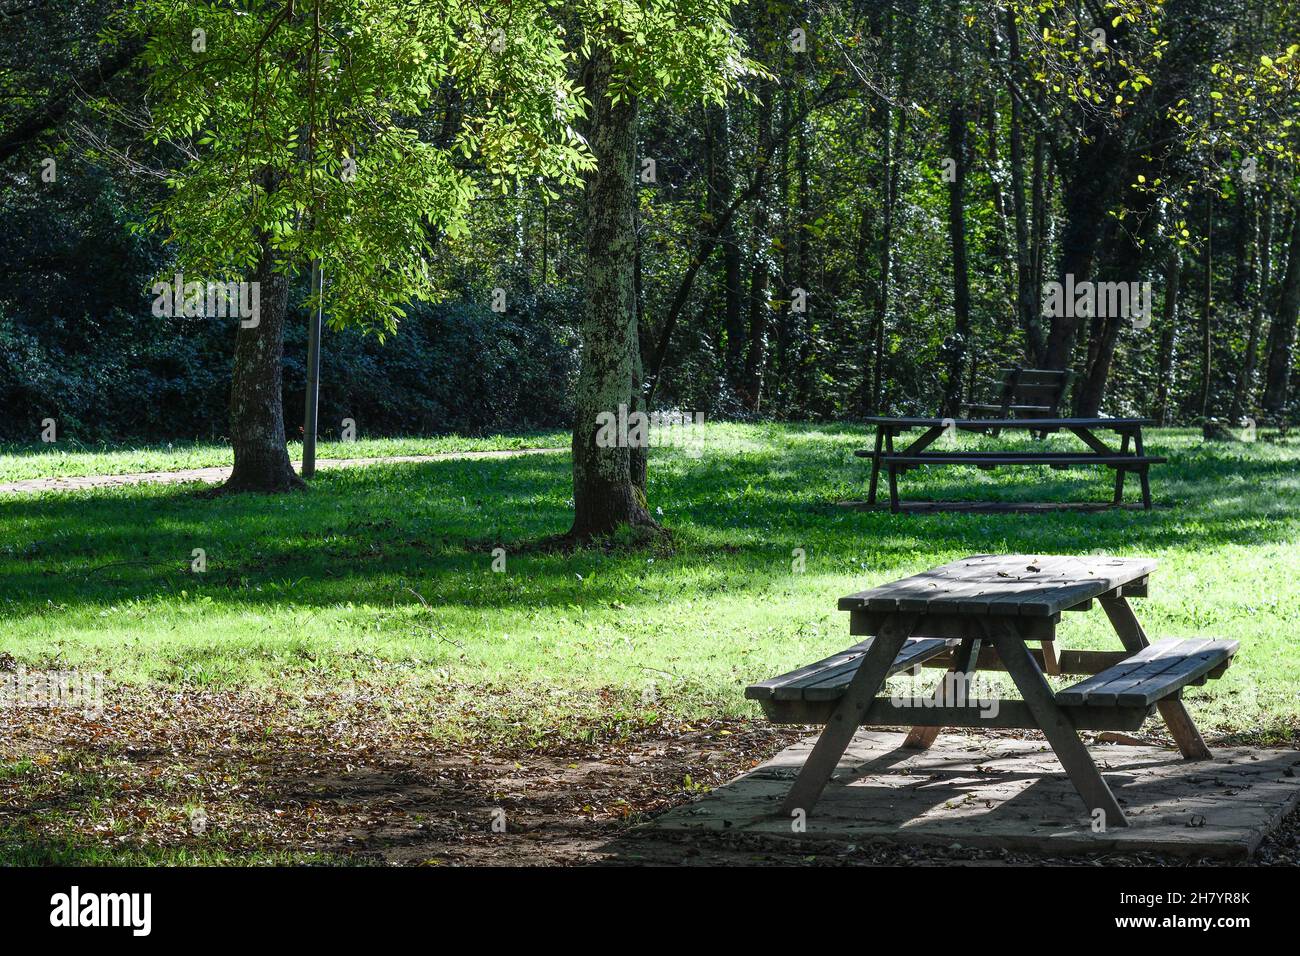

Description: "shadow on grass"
0 428 1297 620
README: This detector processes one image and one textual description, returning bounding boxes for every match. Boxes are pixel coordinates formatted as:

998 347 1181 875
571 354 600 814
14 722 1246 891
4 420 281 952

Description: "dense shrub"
0 289 579 443
292 287 580 442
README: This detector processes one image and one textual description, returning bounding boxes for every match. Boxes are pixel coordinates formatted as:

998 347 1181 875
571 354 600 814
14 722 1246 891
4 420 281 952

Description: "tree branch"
0 38 142 165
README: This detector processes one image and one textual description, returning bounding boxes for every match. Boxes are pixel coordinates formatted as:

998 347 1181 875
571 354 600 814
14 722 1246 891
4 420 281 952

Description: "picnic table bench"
857 417 1165 512
746 555 1237 828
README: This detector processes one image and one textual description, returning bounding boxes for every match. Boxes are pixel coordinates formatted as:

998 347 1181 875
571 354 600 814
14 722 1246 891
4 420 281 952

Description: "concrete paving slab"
653 731 1300 859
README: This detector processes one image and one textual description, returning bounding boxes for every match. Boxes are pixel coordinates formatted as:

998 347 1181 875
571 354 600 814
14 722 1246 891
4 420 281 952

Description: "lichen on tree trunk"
568 48 657 541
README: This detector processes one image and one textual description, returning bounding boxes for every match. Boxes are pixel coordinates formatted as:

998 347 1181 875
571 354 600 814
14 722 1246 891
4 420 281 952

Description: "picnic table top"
837 554 1156 618
862 416 1154 429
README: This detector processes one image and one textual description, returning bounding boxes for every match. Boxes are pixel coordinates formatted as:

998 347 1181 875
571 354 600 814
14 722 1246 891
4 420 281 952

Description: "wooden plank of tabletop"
838 554 1157 618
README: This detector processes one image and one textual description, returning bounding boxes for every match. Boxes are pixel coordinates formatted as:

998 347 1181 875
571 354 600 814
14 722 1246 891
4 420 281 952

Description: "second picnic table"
857 416 1165 511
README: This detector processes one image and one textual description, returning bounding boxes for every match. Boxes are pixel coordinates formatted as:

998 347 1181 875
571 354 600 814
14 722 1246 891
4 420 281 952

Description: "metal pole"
303 259 323 479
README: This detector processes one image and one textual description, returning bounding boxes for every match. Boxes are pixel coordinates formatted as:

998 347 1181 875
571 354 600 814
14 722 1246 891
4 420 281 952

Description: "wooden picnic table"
857 416 1165 512
746 555 1238 828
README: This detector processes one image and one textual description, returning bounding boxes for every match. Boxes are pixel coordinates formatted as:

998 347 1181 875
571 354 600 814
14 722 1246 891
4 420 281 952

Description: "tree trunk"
220 240 304 494
1043 129 1125 370
1229 190 1271 423
1198 194 1215 419
709 103 745 396
861 9 907 417
1031 135 1050 313
741 77 776 412
1230 187 1251 308
568 48 657 540
1075 317 1124 416
791 85 813 409
772 87 794 408
1263 206 1300 416
871 157 890 415
855 189 877 415
940 88 971 416
871 112 896 414
983 31 1017 343
1075 179 1163 416
858 102 895 417
1007 11 1045 365
630 197 649 492
1153 250 1181 423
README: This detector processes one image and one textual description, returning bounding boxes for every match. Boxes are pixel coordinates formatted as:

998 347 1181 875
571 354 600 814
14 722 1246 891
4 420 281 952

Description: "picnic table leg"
778 614 916 819
885 424 945 514
982 618 1129 828
1099 594 1211 760
1112 432 1131 505
1133 429 1153 509
883 428 901 512
903 633 983 750
866 425 885 506
1040 639 1061 675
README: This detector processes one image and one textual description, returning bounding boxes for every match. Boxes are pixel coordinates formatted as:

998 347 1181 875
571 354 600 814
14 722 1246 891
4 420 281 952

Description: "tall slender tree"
940 6 971 416
1263 208 1300 414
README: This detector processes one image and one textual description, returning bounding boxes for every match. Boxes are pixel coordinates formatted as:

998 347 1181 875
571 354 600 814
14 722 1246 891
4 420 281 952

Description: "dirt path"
0 446 568 495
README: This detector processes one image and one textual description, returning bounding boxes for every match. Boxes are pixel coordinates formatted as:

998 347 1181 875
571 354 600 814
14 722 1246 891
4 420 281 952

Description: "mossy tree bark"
568 48 657 540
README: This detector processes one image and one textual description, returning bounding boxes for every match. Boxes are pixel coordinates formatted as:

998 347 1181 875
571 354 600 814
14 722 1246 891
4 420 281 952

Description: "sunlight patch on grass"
0 423 1297 743
0 431 569 483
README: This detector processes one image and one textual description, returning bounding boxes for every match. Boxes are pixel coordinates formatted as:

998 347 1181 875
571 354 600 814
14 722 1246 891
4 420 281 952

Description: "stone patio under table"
652 730 1300 860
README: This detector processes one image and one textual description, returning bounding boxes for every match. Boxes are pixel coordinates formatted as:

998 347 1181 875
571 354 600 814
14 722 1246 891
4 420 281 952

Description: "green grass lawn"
0 431 569 483
2 422 1298 745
